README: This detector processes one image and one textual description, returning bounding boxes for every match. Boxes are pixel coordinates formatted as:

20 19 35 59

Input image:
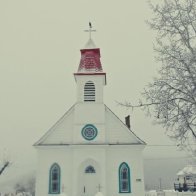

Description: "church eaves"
33 104 146 146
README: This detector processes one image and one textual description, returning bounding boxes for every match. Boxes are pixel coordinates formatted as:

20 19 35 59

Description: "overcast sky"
0 0 191 190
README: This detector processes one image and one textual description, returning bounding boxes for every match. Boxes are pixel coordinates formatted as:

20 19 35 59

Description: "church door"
80 165 99 196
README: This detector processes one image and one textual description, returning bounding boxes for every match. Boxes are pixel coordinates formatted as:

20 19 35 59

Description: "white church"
34 32 146 196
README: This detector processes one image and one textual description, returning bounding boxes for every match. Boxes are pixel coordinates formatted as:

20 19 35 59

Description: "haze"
0 0 190 191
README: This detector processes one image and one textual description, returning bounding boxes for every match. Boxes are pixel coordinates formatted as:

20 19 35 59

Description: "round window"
81 124 97 140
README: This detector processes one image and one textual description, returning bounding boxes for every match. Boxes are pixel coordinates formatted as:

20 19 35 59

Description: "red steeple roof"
76 39 104 73
74 38 106 84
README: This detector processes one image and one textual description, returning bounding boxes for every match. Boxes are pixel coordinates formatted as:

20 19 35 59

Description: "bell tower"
73 24 107 144
74 38 106 104
74 23 106 104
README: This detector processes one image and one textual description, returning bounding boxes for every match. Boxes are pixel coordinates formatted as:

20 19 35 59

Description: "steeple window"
84 81 95 102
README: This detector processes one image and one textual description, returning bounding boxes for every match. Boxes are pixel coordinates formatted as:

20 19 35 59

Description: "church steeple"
77 40 103 73
76 23 105 74
74 26 106 103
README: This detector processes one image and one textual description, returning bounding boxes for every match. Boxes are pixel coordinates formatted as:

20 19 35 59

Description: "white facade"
34 39 146 196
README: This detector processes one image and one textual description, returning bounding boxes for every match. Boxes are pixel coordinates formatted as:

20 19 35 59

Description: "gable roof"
34 104 146 146
34 104 75 146
105 105 146 145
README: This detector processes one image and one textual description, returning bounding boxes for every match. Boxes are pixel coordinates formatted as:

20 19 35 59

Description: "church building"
34 34 146 196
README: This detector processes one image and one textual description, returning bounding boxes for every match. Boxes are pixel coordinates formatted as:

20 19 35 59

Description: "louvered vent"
84 81 95 102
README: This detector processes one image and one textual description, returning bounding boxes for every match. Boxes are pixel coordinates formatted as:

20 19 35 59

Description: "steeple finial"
84 22 96 39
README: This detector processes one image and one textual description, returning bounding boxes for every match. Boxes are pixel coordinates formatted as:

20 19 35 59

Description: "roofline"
74 72 107 85
34 143 146 147
105 104 147 145
33 104 146 147
33 104 75 146
80 48 100 55
74 73 106 76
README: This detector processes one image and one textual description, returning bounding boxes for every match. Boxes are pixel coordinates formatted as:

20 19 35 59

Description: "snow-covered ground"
146 190 196 196
0 193 31 196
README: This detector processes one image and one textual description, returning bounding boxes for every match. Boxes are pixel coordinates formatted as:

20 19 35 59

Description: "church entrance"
78 159 100 196
83 165 98 196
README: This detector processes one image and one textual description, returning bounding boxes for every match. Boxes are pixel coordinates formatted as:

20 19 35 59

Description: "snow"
146 190 157 196
84 38 96 49
177 165 196 176
146 190 196 196
95 192 104 196
59 192 67 196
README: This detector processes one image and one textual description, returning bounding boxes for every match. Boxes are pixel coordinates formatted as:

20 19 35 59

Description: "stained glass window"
85 165 96 173
49 163 60 194
119 162 131 193
82 124 97 140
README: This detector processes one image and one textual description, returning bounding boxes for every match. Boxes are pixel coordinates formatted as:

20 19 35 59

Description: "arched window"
84 81 95 102
85 165 96 173
49 163 61 194
119 162 131 193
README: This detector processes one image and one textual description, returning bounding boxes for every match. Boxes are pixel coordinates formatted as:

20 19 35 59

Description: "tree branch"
0 161 9 175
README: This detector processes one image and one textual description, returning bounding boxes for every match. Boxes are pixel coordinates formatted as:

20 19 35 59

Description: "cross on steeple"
84 22 96 39
96 184 103 192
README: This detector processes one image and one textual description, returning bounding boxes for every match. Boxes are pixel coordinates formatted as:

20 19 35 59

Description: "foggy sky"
0 0 190 190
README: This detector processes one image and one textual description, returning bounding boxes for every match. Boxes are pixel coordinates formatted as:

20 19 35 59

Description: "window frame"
49 163 61 194
85 165 96 174
119 162 131 193
81 124 98 141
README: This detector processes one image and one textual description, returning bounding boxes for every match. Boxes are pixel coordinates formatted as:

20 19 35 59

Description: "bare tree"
124 0 196 154
0 149 11 176
0 161 9 176
14 176 35 196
